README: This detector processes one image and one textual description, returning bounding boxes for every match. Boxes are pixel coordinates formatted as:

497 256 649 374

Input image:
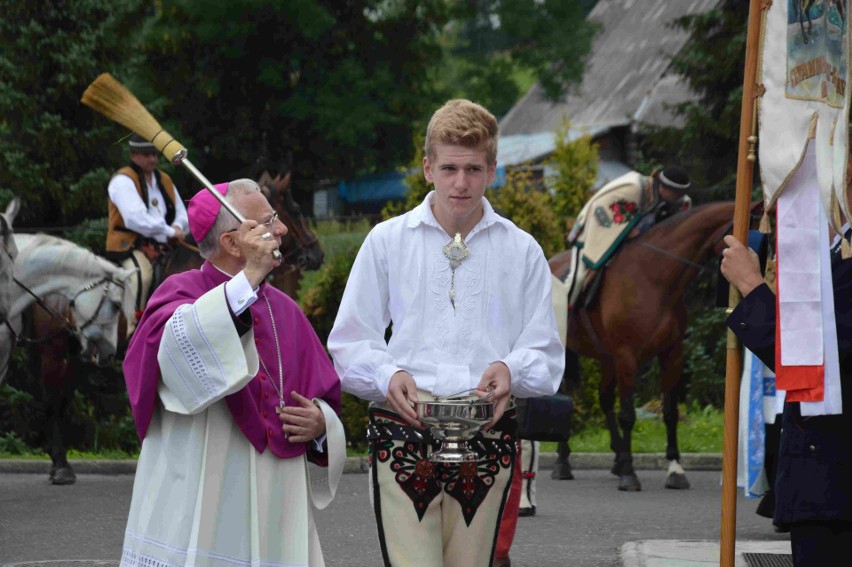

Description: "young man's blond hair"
424 99 499 165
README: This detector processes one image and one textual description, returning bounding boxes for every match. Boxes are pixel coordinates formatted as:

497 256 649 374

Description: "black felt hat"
128 133 157 154
658 166 691 193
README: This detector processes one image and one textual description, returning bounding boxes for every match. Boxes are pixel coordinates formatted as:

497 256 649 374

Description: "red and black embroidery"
441 431 514 526
382 441 441 521
367 406 517 525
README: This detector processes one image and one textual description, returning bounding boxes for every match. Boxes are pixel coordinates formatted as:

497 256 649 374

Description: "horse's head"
257 167 324 271
68 264 136 367
277 191 324 270
0 197 21 323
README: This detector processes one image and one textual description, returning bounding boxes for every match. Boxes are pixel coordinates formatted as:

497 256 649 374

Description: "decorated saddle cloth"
554 172 649 313
573 171 648 270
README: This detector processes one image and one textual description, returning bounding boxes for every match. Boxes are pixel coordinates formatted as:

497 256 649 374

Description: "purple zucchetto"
188 182 229 243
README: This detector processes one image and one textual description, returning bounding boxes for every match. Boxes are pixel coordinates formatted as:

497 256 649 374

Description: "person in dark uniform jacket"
721 231 852 567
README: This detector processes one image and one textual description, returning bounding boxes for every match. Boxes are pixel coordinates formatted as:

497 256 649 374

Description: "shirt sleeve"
156 282 260 415
171 183 189 233
500 241 565 398
224 270 258 315
327 230 401 401
108 173 175 240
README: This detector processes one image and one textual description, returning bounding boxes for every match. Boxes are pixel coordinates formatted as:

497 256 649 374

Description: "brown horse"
549 201 738 491
15 174 323 484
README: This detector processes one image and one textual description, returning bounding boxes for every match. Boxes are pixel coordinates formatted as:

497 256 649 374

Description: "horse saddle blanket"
553 172 648 317
572 172 646 270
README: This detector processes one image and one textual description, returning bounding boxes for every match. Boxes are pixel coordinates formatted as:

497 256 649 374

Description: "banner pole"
720 0 763 565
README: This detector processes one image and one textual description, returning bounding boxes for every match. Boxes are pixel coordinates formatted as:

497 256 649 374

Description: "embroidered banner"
758 0 850 225
756 1 849 416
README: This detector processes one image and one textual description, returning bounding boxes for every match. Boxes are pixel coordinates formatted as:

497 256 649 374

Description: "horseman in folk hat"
105 134 189 332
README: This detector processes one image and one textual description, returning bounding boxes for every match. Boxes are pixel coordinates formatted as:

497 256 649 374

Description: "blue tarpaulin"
337 170 409 203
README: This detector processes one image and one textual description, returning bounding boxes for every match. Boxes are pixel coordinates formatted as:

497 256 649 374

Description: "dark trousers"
757 418 781 519
790 521 852 567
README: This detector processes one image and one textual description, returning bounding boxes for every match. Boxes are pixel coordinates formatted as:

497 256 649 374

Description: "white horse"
0 198 21 325
0 233 137 384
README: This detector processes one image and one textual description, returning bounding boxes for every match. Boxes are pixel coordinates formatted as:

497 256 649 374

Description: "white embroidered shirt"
108 172 189 242
328 192 564 401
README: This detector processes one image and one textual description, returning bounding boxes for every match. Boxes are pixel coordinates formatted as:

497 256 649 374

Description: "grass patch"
1 405 724 460
540 403 724 453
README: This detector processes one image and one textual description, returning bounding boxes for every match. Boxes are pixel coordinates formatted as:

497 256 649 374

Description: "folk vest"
106 166 177 253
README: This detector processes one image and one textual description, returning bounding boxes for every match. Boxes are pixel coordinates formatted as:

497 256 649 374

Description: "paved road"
0 468 788 566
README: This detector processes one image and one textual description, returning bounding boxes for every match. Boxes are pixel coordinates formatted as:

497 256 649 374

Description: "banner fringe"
759 211 771 234
842 237 852 260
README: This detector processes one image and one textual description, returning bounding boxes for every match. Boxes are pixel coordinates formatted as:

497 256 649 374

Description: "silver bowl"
414 396 494 463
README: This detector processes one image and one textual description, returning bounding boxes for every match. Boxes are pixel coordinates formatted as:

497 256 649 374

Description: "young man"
106 134 189 329
328 99 564 567
120 179 344 567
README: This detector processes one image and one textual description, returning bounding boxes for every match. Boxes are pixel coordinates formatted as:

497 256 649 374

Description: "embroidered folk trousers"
367 396 517 567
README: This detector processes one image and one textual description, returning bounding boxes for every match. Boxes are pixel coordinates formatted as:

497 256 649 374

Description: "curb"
0 452 722 475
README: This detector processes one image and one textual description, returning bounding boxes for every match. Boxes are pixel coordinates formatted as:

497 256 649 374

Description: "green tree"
490 170 563 257
138 0 450 188
636 0 749 198
381 134 428 221
439 0 600 116
0 0 151 226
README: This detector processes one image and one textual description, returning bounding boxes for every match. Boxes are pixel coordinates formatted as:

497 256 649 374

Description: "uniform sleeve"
726 283 776 371
501 241 566 398
156 282 260 414
108 174 174 240
327 230 401 402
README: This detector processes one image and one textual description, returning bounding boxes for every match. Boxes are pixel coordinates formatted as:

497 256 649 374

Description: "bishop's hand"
278 391 326 443
236 219 281 288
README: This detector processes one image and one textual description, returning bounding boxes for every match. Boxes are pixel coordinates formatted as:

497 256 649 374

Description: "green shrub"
299 235 373 449
490 170 563 258
340 393 371 451
0 431 30 455
300 242 361 345
0 340 140 457
547 118 599 236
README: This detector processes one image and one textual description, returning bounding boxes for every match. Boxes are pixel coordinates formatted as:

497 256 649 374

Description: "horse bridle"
0 215 13 261
636 208 764 276
69 277 124 332
7 275 124 344
637 242 710 273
